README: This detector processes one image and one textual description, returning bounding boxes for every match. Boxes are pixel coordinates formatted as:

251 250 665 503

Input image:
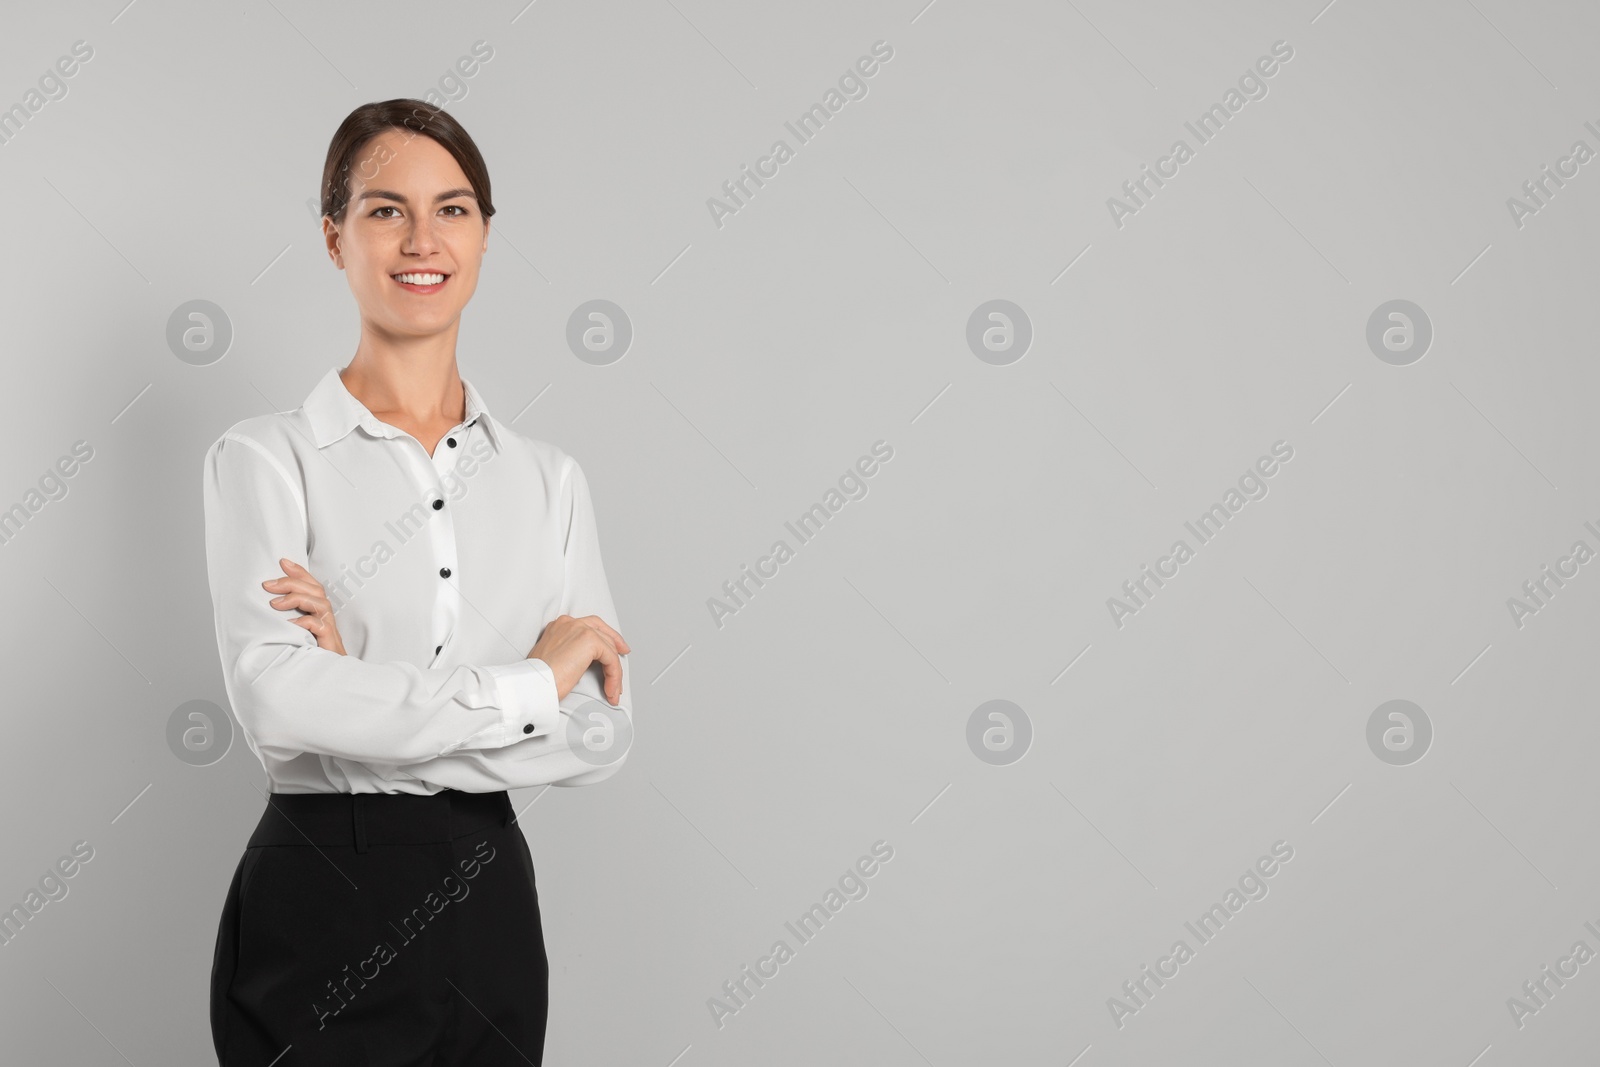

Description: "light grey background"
2 0 1596 1063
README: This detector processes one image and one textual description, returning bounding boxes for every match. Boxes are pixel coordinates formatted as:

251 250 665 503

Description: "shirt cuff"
482 658 564 745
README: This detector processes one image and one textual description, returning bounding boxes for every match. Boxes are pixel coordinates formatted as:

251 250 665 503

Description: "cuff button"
522 723 534 734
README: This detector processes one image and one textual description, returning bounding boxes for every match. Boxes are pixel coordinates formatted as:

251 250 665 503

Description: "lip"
391 271 451 294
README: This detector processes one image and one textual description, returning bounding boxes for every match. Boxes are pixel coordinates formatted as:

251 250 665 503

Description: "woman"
203 99 633 1066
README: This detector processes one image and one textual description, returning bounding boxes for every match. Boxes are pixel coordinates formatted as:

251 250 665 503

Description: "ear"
322 216 344 269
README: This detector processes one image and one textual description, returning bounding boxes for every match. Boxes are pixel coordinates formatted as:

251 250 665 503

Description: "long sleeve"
202 431 560 767
412 455 634 789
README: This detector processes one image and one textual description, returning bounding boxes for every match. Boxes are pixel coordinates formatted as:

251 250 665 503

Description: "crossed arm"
261 557 630 706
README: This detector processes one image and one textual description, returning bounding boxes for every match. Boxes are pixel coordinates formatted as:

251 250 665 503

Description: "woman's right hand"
528 614 631 706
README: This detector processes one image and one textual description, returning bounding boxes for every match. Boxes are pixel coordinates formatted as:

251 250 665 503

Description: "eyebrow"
356 188 477 205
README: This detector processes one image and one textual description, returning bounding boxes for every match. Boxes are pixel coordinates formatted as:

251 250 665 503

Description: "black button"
432 499 444 510
446 437 457 448
522 723 534 734
439 567 451 578
435 645 442 654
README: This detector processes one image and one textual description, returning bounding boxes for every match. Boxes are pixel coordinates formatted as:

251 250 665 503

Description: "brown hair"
319 98 495 224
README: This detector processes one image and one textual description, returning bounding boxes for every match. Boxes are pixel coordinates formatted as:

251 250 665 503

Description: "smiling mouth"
391 272 451 293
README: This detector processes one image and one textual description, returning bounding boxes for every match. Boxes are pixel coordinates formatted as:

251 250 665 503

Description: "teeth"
394 273 446 285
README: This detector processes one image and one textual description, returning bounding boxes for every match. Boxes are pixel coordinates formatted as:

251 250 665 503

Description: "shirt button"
446 437 457 448
440 567 451 578
432 499 444 510
522 723 534 734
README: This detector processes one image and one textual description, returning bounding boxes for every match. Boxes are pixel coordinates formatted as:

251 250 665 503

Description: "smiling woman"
204 99 633 1067
316 104 497 353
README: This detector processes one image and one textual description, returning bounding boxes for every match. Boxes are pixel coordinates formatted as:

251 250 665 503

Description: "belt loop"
353 794 369 853
501 791 513 828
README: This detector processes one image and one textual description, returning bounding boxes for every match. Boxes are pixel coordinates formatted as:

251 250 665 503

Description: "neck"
340 359 465 427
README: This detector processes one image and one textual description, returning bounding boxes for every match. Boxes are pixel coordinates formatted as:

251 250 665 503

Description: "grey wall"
2 0 1597 1063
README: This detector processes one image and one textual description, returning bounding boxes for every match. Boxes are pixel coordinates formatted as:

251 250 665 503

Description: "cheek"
453 234 485 270
355 253 399 292
348 259 385 294
343 226 391 268
445 273 467 299
449 242 485 287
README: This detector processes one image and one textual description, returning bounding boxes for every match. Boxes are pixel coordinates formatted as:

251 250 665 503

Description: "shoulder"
208 400 313 447
201 410 309 485
488 419 579 482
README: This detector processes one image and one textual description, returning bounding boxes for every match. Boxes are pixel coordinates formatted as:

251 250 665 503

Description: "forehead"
348 129 467 191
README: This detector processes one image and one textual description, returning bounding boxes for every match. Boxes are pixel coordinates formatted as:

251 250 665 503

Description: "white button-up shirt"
201 365 632 794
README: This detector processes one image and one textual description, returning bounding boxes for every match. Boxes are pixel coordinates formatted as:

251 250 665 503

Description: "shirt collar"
303 366 503 453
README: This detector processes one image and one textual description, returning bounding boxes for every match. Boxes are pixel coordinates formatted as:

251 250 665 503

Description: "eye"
371 206 400 218
442 205 468 216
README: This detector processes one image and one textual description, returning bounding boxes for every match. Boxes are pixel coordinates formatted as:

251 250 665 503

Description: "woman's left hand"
263 558 347 655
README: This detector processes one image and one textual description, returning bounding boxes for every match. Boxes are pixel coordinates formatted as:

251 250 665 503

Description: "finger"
267 560 327 589
264 560 305 586
264 578 309 598
289 615 340 652
270 592 333 620
593 641 624 706
291 609 339 635
581 616 631 655
585 626 627 671
264 574 329 599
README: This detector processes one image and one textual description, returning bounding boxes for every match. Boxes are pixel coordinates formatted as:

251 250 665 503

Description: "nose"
402 212 440 256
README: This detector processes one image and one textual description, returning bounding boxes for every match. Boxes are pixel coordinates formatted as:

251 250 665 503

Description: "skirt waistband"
246 789 513 852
